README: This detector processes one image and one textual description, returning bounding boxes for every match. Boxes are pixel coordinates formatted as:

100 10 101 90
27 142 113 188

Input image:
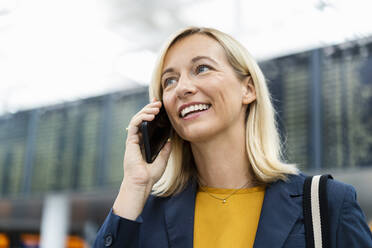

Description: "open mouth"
179 104 211 118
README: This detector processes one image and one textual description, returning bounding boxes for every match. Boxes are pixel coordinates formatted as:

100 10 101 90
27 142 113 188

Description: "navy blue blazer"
94 174 372 247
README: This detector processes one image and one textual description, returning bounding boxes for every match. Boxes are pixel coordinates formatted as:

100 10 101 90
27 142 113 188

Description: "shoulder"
277 173 357 211
285 173 372 245
326 176 357 207
283 173 362 222
283 172 355 198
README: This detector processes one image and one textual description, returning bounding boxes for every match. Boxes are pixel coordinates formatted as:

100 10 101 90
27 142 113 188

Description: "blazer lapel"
253 177 303 248
164 180 198 248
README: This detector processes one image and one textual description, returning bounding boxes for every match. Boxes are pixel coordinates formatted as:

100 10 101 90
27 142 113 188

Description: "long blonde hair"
149 27 298 196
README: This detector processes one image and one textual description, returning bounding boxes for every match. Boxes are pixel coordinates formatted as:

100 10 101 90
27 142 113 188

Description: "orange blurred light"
17 233 85 247
0 233 10 248
20 234 40 245
66 236 85 248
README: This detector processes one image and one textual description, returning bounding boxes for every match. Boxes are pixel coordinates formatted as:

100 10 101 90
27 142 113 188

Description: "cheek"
162 92 172 109
163 94 178 122
214 84 243 117
211 84 231 110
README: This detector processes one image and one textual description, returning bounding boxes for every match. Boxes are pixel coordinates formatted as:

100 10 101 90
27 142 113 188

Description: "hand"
123 99 172 189
113 99 172 220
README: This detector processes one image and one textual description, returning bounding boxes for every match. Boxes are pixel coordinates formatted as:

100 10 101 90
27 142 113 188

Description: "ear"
241 76 256 105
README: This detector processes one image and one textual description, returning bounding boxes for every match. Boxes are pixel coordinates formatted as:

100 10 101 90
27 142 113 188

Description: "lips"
178 102 211 118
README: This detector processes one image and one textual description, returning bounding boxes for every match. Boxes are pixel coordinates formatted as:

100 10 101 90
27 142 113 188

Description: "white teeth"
181 104 210 117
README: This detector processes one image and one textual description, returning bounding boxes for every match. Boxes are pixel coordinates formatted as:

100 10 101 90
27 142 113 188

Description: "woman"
94 27 372 247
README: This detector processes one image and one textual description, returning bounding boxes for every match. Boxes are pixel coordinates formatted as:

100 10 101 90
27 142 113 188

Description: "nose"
175 73 197 98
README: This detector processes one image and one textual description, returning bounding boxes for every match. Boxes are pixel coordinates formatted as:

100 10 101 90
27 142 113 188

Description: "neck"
190 120 256 189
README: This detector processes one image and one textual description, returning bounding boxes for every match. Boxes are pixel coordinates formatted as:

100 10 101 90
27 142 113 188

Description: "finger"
131 113 155 127
141 107 160 115
147 101 162 107
128 102 161 124
125 101 161 144
127 114 155 139
126 131 141 145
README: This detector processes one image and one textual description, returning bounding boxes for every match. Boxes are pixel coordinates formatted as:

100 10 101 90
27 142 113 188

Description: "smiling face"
161 34 256 143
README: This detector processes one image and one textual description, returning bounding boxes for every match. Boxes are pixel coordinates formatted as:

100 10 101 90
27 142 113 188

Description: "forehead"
163 34 227 68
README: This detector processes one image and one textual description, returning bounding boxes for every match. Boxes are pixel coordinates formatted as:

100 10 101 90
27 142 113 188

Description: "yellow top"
193 185 266 248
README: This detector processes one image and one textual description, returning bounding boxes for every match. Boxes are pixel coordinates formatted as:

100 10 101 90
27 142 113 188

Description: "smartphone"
140 105 172 163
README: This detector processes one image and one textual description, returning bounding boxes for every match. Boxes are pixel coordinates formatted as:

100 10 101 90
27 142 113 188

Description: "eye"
163 77 177 88
196 64 212 74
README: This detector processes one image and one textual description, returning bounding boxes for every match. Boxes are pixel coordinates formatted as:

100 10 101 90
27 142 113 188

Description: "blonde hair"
149 27 298 196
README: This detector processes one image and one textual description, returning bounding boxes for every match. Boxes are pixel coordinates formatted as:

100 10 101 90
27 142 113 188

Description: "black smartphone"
140 105 172 163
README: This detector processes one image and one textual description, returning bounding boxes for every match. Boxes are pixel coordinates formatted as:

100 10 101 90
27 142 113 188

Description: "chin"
177 125 218 143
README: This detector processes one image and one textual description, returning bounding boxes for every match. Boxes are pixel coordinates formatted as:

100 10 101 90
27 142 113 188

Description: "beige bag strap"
303 174 333 248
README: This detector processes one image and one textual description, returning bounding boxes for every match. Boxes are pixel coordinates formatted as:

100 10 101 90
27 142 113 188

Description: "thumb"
156 140 172 164
151 140 172 177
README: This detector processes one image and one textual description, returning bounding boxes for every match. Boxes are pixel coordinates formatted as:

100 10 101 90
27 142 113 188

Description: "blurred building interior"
0 37 372 246
0 0 372 247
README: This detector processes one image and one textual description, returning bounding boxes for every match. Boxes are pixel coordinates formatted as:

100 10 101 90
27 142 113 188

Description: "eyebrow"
191 55 218 65
161 68 176 80
161 56 218 79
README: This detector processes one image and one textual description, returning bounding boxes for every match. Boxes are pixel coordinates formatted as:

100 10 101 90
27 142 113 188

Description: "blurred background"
1 0 372 247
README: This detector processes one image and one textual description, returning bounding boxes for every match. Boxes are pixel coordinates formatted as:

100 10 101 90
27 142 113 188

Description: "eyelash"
195 64 212 74
163 77 177 88
163 64 213 88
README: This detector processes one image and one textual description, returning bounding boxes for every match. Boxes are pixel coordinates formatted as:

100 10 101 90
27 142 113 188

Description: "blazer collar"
253 175 303 248
164 175 303 248
164 179 198 248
